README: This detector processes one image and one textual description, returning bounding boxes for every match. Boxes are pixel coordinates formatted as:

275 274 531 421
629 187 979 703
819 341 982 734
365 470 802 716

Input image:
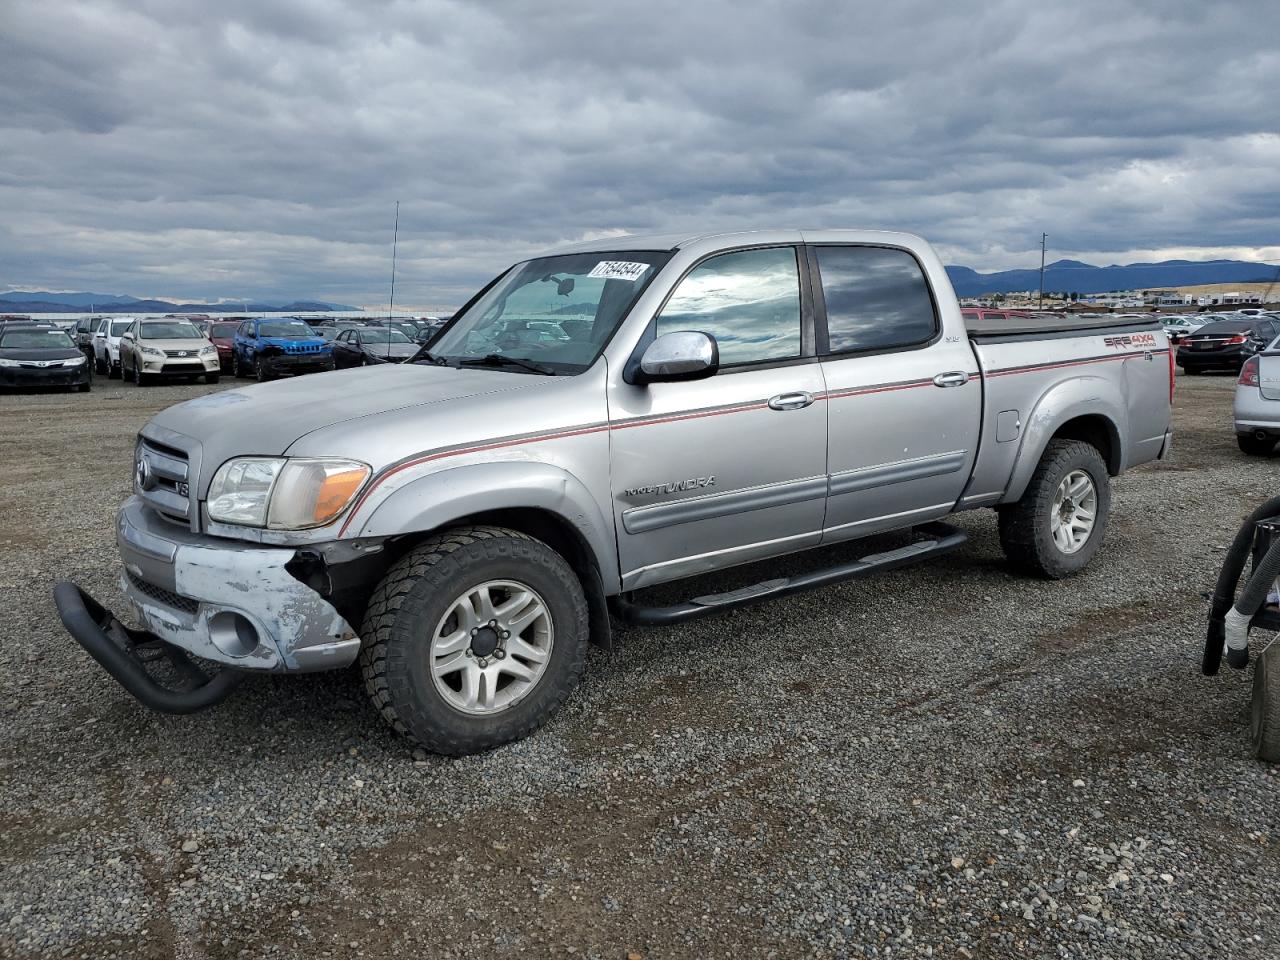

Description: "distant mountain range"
0 291 358 314
945 259 1280 298
5 258 1278 313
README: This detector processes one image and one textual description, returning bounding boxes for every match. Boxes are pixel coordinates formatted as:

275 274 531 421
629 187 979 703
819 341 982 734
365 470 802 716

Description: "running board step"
609 521 968 626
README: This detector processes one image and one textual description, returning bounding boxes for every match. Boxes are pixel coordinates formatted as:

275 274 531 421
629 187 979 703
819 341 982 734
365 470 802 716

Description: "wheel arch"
355 462 620 647
1001 378 1125 504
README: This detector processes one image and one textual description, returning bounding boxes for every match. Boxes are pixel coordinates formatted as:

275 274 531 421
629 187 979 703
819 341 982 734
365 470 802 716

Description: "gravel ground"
2 371 1279 959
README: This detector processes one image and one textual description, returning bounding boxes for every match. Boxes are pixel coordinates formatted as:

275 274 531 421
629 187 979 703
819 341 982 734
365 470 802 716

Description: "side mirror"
637 331 719 383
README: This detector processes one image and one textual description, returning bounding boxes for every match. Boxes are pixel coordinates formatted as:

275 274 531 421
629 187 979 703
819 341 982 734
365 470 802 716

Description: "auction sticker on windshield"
587 261 650 281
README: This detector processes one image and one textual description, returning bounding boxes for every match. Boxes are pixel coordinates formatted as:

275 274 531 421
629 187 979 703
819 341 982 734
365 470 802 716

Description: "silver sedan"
1235 334 1280 456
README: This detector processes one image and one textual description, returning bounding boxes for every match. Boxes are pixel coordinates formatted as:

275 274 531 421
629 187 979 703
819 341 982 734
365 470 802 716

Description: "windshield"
109 321 132 336
141 322 202 339
259 321 314 338
361 329 412 344
430 250 672 373
210 323 238 338
1 329 74 349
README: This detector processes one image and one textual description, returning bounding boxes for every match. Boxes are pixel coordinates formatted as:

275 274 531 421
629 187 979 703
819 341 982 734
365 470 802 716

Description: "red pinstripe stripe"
338 346 1165 534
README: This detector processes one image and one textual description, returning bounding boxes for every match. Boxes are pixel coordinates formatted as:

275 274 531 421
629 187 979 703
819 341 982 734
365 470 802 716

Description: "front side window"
655 247 801 366
109 320 132 336
816 246 937 354
431 250 671 374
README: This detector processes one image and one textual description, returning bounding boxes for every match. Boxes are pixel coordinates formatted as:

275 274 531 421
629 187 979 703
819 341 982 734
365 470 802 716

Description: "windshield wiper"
406 345 447 365
457 353 556 375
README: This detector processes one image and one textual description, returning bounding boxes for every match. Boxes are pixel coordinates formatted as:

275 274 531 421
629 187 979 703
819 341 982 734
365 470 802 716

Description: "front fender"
1001 375 1125 504
354 460 620 591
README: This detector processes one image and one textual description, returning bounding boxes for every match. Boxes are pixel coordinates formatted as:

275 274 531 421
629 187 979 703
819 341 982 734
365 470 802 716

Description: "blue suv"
231 318 334 381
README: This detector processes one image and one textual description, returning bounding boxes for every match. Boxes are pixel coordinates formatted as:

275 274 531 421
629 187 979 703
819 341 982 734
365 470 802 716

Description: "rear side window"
815 246 937 354
655 246 801 366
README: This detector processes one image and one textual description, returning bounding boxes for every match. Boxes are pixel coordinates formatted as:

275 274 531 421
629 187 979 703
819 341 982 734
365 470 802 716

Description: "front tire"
205 372 221 385
1239 434 1276 457
998 439 1111 579
254 357 271 382
359 526 589 756
108 356 120 379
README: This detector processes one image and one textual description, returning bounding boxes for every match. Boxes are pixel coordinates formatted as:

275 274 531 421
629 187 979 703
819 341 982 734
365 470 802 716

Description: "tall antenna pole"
1038 233 1047 310
387 201 399 360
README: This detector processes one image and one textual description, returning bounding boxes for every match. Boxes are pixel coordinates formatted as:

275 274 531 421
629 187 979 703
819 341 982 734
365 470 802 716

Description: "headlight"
199 345 217 356
207 457 370 529
65 355 86 366
141 346 165 357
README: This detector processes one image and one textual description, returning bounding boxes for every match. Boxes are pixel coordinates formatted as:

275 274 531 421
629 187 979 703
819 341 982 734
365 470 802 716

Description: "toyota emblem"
135 455 156 491
178 351 188 357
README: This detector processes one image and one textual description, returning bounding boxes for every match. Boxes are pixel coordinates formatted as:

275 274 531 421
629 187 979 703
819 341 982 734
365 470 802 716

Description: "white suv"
92 316 139 377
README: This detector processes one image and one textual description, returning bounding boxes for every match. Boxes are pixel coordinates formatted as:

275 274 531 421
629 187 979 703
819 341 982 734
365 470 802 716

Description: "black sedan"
331 328 421 368
1177 318 1280 374
0 323 92 392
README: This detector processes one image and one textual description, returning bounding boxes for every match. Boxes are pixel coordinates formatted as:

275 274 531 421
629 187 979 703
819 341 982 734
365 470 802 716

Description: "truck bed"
965 314 1161 340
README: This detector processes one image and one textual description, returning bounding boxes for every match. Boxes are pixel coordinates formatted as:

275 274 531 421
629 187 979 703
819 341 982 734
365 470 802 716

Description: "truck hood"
146 363 543 484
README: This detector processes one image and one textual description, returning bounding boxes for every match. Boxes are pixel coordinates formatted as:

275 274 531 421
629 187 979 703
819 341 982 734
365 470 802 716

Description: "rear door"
608 245 828 589
810 244 981 541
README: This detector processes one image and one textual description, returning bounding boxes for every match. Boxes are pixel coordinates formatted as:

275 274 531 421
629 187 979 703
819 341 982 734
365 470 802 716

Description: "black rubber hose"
1203 497 1280 675
1226 539 1280 672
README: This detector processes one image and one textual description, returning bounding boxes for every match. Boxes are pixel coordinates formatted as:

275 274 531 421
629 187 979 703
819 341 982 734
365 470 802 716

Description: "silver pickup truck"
56 230 1174 754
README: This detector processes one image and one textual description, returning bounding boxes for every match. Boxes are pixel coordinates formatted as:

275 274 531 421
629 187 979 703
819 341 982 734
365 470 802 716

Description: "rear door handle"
768 391 814 411
933 371 970 388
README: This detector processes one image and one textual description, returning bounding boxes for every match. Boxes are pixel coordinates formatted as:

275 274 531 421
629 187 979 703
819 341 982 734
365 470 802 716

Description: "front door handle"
768 391 814 411
933 371 970 388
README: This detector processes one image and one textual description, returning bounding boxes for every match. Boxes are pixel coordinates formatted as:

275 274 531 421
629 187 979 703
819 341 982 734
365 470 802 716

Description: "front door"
608 246 828 590
809 244 981 540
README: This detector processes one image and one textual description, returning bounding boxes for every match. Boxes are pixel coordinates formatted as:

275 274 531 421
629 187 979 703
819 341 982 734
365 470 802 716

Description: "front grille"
284 342 325 354
127 570 199 614
137 436 193 525
163 349 201 358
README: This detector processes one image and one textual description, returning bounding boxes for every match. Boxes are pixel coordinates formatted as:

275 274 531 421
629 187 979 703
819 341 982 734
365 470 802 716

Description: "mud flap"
53 581 244 714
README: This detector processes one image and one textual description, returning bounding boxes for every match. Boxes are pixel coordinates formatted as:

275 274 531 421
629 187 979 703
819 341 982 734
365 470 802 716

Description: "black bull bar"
53 581 244 713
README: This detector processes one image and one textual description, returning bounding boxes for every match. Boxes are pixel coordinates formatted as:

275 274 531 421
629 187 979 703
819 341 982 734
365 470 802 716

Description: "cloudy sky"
3 0 1279 308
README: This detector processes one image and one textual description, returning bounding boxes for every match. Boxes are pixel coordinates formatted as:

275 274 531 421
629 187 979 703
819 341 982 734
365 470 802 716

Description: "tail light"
1240 356 1261 387
1168 342 1176 402
1226 335 1248 345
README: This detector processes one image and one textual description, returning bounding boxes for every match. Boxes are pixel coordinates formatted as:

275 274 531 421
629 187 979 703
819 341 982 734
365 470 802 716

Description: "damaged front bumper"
55 498 365 713
113 496 360 671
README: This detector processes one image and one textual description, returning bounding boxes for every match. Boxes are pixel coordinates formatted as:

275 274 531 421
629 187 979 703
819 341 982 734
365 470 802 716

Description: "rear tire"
998 439 1111 579
359 526 588 756
1180 365 1200 375
1252 641 1280 762
1238 434 1276 457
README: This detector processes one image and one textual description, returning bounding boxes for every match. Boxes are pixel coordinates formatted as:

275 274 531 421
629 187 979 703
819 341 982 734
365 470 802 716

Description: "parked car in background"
313 323 366 341
119 319 221 386
331 326 421 367
206 320 241 370
960 308 1032 323
72 316 108 360
1234 334 1280 456
1177 317 1280 374
1159 315 1204 343
231 317 334 381
0 322 91 392
92 317 139 377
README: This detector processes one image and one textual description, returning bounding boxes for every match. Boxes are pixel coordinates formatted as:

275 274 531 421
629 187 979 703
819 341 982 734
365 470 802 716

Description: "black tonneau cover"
966 314 1162 342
